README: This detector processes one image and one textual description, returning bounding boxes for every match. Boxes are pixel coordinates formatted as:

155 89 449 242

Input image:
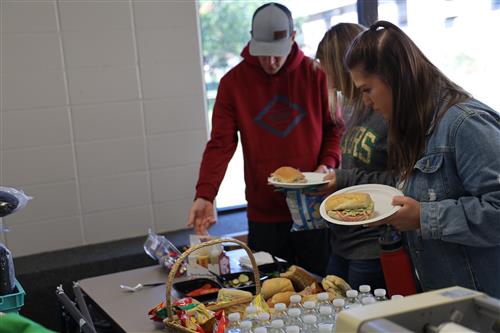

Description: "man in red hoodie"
188 3 343 274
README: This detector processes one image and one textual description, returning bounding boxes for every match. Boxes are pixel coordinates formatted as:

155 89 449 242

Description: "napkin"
239 251 285 268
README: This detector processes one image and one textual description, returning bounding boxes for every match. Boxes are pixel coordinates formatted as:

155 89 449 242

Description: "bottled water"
358 285 372 303
374 288 388 302
286 308 302 329
302 314 318 333
254 327 268 333
273 303 288 321
345 290 362 309
318 323 334 333
332 299 345 317
225 312 241 333
316 292 331 311
285 326 300 333
361 296 377 306
269 319 286 333
302 300 317 319
240 320 253 333
391 294 404 300
289 294 303 314
318 306 334 325
245 306 259 328
257 312 271 328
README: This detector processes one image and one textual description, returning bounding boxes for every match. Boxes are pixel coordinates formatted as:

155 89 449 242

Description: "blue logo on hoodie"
254 95 306 137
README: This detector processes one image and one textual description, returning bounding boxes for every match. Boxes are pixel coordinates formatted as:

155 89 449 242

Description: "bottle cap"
333 298 345 307
303 300 316 309
374 288 386 297
346 289 358 297
271 319 284 328
246 305 257 313
274 302 286 311
302 314 317 324
258 312 270 321
254 327 268 333
290 294 302 303
286 326 300 333
359 284 371 292
391 294 404 300
240 320 252 329
228 312 241 321
317 292 328 301
288 308 301 316
319 306 332 315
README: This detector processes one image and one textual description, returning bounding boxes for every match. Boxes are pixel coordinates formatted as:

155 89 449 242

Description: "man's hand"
370 196 421 231
187 198 216 235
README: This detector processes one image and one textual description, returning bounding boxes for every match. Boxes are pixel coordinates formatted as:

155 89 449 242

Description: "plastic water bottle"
289 294 303 314
285 326 300 333
302 314 318 333
254 327 268 333
361 296 377 306
273 303 288 321
391 294 404 300
332 299 345 317
225 313 241 333
286 308 302 329
374 288 388 302
302 300 317 319
316 292 331 311
257 312 271 328
345 290 362 309
245 306 259 328
318 323 334 333
318 306 334 326
240 320 253 333
269 319 286 333
358 285 372 303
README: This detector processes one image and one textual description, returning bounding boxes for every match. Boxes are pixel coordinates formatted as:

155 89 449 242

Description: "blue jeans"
326 253 386 290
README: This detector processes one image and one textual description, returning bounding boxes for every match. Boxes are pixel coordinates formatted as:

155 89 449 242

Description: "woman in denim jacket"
344 20 500 297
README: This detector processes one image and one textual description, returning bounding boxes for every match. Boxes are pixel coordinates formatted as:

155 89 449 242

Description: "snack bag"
251 294 270 315
212 310 227 333
282 189 328 231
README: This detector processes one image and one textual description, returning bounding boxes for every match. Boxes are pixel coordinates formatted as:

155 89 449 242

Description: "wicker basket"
164 238 261 333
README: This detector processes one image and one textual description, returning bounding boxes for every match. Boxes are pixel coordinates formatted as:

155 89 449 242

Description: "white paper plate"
320 184 404 226
268 172 329 189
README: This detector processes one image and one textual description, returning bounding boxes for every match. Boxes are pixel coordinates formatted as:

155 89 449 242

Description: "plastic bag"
0 186 32 218
282 189 328 231
143 229 186 276
0 243 15 295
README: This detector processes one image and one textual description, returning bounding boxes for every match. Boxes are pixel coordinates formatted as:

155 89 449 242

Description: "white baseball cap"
249 3 294 57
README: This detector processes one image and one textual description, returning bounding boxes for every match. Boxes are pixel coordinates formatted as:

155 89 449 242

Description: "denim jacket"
402 97 500 298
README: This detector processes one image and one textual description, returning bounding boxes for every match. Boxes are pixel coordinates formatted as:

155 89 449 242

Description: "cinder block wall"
0 0 208 257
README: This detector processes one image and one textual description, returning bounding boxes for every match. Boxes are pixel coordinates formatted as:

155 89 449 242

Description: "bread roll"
261 277 294 300
325 192 372 211
270 166 306 183
266 291 296 307
280 265 317 291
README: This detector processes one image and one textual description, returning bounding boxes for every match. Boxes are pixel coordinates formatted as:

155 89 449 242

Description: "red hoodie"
196 43 343 223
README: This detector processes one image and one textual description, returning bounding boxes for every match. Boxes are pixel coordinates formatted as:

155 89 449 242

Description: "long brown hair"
316 23 366 125
344 20 470 180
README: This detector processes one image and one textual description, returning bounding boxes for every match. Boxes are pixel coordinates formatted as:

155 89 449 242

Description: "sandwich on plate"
325 192 374 222
270 166 306 183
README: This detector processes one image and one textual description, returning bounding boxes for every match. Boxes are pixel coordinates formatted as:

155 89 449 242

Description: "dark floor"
13 209 248 332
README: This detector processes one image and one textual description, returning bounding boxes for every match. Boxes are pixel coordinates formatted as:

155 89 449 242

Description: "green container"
0 279 25 313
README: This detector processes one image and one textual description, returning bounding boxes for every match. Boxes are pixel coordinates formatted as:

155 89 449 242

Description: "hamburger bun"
270 166 306 183
325 192 374 222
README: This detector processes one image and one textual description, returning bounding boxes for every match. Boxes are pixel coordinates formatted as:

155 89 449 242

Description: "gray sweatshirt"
330 109 395 260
